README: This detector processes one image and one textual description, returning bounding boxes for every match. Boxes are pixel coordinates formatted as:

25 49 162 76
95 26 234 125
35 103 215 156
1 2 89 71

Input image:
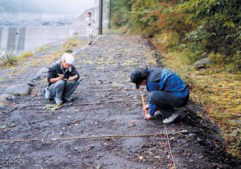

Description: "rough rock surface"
4 83 32 96
194 57 212 70
31 67 49 81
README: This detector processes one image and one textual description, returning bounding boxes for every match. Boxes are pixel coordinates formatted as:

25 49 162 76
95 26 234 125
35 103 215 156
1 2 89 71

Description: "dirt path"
0 34 239 169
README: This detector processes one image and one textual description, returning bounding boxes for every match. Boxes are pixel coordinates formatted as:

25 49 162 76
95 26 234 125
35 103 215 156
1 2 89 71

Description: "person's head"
130 68 149 89
87 11 92 17
61 53 75 69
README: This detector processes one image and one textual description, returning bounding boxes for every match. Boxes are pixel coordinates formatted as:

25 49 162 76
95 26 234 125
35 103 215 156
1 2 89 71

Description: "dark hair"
130 67 149 89
141 67 149 79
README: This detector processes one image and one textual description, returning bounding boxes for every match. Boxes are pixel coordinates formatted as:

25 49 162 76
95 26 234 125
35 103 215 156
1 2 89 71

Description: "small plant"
63 38 81 50
36 45 51 53
0 51 33 67
19 51 33 59
0 51 17 66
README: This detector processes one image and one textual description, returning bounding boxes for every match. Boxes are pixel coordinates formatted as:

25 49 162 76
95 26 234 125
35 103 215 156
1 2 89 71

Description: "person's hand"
143 104 149 112
143 104 152 120
68 75 78 81
58 74 64 80
143 104 149 116
144 113 152 120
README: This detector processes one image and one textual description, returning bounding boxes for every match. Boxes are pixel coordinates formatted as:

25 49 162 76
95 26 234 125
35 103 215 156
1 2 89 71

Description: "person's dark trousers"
47 80 80 101
148 90 189 118
63 80 80 100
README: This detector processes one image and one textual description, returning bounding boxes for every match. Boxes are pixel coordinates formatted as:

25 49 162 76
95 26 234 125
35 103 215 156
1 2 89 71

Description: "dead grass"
62 37 86 51
36 44 51 53
0 51 34 67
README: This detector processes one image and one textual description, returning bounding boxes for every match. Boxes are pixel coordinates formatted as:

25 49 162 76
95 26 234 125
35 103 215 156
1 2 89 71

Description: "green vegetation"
112 0 131 28
112 0 241 158
163 50 241 158
62 37 85 51
0 51 33 66
112 0 241 71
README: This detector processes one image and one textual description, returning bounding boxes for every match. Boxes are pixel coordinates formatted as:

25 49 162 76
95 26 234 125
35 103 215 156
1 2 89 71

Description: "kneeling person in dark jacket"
130 67 189 124
44 53 80 105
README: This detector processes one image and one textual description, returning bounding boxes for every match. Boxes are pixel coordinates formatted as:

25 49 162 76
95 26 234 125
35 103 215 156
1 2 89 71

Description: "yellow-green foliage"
112 0 241 71
19 51 33 59
36 45 51 53
154 31 180 49
63 38 85 51
1 55 17 66
0 51 33 67
178 48 200 64
208 52 225 65
164 50 241 158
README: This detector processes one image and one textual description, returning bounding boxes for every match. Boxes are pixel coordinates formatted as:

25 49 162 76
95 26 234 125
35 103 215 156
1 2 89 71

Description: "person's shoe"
54 97 63 105
64 96 79 103
162 113 179 124
44 88 51 99
63 97 73 102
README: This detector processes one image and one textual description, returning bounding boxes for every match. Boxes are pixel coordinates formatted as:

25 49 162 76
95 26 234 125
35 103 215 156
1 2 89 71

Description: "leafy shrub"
154 31 180 49
112 0 241 71
111 0 131 27
178 46 204 64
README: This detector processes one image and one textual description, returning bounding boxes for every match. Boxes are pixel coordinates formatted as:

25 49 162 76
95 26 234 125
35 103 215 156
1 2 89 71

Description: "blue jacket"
146 68 189 116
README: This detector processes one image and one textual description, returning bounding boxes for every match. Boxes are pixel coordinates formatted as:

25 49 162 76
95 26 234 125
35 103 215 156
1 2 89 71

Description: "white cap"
61 53 75 65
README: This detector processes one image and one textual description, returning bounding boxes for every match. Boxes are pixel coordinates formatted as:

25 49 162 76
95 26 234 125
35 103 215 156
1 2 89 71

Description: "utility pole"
98 0 103 35
108 0 112 29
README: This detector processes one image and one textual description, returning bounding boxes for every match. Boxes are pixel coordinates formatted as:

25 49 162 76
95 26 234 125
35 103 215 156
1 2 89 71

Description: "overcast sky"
1 0 96 14
33 0 96 13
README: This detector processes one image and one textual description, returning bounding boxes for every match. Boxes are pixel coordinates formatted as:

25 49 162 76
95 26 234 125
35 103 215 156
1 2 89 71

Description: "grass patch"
0 51 33 67
19 51 33 59
32 37 86 66
36 44 51 53
62 37 86 51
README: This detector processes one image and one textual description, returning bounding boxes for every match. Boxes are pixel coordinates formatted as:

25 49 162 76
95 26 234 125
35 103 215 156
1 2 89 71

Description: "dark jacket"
146 68 189 116
47 62 80 86
146 68 189 96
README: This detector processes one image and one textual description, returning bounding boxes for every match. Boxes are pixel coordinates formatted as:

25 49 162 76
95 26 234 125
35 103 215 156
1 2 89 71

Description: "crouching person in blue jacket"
130 67 189 124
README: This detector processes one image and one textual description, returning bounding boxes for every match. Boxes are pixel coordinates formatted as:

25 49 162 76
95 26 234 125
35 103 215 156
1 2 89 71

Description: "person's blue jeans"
47 80 80 101
148 90 189 117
